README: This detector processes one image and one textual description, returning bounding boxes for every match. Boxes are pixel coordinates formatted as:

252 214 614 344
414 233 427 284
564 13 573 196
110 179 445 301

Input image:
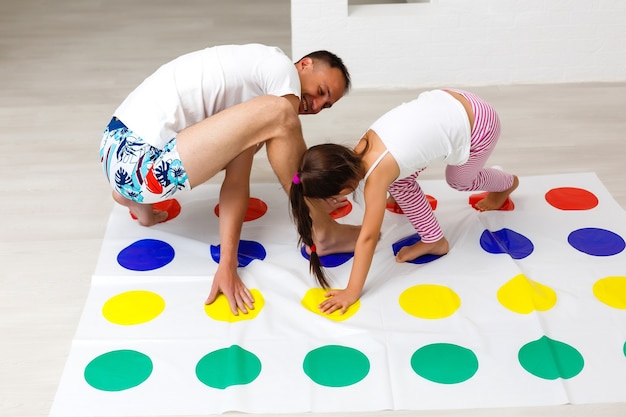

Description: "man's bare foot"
112 190 167 226
396 237 449 263
311 223 362 256
475 175 519 211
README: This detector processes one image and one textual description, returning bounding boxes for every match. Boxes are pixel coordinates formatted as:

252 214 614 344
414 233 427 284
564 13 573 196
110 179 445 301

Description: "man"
100 44 351 315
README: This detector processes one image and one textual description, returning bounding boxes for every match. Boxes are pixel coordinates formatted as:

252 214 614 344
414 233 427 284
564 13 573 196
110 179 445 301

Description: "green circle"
518 336 584 380
303 345 370 387
84 349 153 391
411 343 478 384
196 345 261 389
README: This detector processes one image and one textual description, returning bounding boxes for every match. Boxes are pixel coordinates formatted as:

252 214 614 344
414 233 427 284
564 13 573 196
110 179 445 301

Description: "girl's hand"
319 288 360 315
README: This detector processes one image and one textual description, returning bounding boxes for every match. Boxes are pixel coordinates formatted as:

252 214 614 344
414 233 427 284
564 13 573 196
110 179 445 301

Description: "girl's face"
297 58 346 115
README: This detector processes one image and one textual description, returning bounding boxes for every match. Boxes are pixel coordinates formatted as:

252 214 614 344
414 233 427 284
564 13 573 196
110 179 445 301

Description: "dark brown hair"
289 143 365 287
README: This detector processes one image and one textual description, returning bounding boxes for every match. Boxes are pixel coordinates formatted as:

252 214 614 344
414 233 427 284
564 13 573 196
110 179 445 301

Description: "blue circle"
391 234 444 264
568 228 625 256
210 239 266 267
117 239 175 271
480 228 534 259
300 246 354 267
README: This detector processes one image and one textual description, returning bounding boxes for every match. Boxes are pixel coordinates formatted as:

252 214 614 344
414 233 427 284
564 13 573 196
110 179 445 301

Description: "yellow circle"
204 289 265 322
593 276 626 309
301 288 360 321
399 284 460 319
102 290 165 325
497 274 557 314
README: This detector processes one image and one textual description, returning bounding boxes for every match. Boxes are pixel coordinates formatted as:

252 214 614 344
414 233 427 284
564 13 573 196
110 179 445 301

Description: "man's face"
297 58 347 115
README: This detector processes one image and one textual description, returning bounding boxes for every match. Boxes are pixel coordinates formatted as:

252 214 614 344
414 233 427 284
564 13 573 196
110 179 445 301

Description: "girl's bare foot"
396 236 449 263
112 190 167 226
475 175 519 211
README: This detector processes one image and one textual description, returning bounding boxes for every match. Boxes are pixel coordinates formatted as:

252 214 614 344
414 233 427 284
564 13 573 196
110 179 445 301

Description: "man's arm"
205 146 256 315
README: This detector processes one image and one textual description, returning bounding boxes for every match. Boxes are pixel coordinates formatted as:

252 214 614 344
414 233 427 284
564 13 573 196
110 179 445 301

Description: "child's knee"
389 180 419 196
446 178 473 192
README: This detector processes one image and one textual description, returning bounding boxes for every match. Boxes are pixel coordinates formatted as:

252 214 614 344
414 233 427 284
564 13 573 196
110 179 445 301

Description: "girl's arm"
318 173 390 314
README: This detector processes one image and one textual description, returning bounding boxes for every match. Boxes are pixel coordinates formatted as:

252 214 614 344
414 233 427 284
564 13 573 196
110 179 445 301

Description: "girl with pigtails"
289 145 365 288
289 89 518 315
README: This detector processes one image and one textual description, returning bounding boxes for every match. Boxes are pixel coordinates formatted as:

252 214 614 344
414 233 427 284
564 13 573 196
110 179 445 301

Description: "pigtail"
289 143 365 289
289 174 330 288
309 250 329 289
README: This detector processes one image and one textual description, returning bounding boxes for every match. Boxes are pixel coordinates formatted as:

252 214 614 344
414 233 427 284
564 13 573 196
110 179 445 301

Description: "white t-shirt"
369 89 471 179
114 44 301 147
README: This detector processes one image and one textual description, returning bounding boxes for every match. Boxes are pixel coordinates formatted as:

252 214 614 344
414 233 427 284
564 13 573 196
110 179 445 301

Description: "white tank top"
363 149 389 182
369 89 471 179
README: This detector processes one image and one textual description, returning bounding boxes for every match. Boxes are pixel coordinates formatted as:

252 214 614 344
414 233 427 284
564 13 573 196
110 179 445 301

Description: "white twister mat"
51 172 626 416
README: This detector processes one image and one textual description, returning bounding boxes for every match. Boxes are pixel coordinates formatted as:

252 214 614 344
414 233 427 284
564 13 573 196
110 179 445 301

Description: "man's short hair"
298 50 351 92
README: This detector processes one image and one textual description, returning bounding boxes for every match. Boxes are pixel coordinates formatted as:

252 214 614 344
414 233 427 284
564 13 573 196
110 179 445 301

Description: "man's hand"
318 287 360 315
205 264 255 316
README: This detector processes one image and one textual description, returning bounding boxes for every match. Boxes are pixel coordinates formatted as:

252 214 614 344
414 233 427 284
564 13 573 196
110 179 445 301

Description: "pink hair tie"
292 173 301 185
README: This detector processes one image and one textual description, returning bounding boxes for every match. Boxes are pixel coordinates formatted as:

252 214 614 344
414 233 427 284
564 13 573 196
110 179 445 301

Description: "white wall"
291 0 626 88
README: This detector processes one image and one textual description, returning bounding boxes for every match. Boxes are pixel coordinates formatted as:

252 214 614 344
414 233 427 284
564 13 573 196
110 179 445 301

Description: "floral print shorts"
99 118 190 204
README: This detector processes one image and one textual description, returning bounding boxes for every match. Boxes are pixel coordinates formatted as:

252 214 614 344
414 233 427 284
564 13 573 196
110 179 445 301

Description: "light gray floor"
1 1 625 417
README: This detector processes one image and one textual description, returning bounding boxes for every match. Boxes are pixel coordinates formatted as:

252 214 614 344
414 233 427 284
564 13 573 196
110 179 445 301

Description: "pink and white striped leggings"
387 90 515 243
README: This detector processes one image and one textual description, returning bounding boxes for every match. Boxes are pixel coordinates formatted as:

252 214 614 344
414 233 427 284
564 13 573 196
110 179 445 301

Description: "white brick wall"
291 0 626 88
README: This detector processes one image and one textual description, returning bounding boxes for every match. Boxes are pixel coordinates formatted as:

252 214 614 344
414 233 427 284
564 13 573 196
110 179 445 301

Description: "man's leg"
110 95 303 226
112 190 168 226
176 95 305 191
175 95 305 314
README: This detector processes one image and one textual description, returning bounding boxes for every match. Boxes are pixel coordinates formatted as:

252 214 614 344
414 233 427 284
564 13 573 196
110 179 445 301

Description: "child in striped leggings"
289 89 518 314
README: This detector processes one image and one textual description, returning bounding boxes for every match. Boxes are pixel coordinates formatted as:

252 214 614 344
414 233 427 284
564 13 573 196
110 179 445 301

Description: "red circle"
386 202 404 214
545 187 598 210
214 197 268 222
330 200 352 219
129 199 181 222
